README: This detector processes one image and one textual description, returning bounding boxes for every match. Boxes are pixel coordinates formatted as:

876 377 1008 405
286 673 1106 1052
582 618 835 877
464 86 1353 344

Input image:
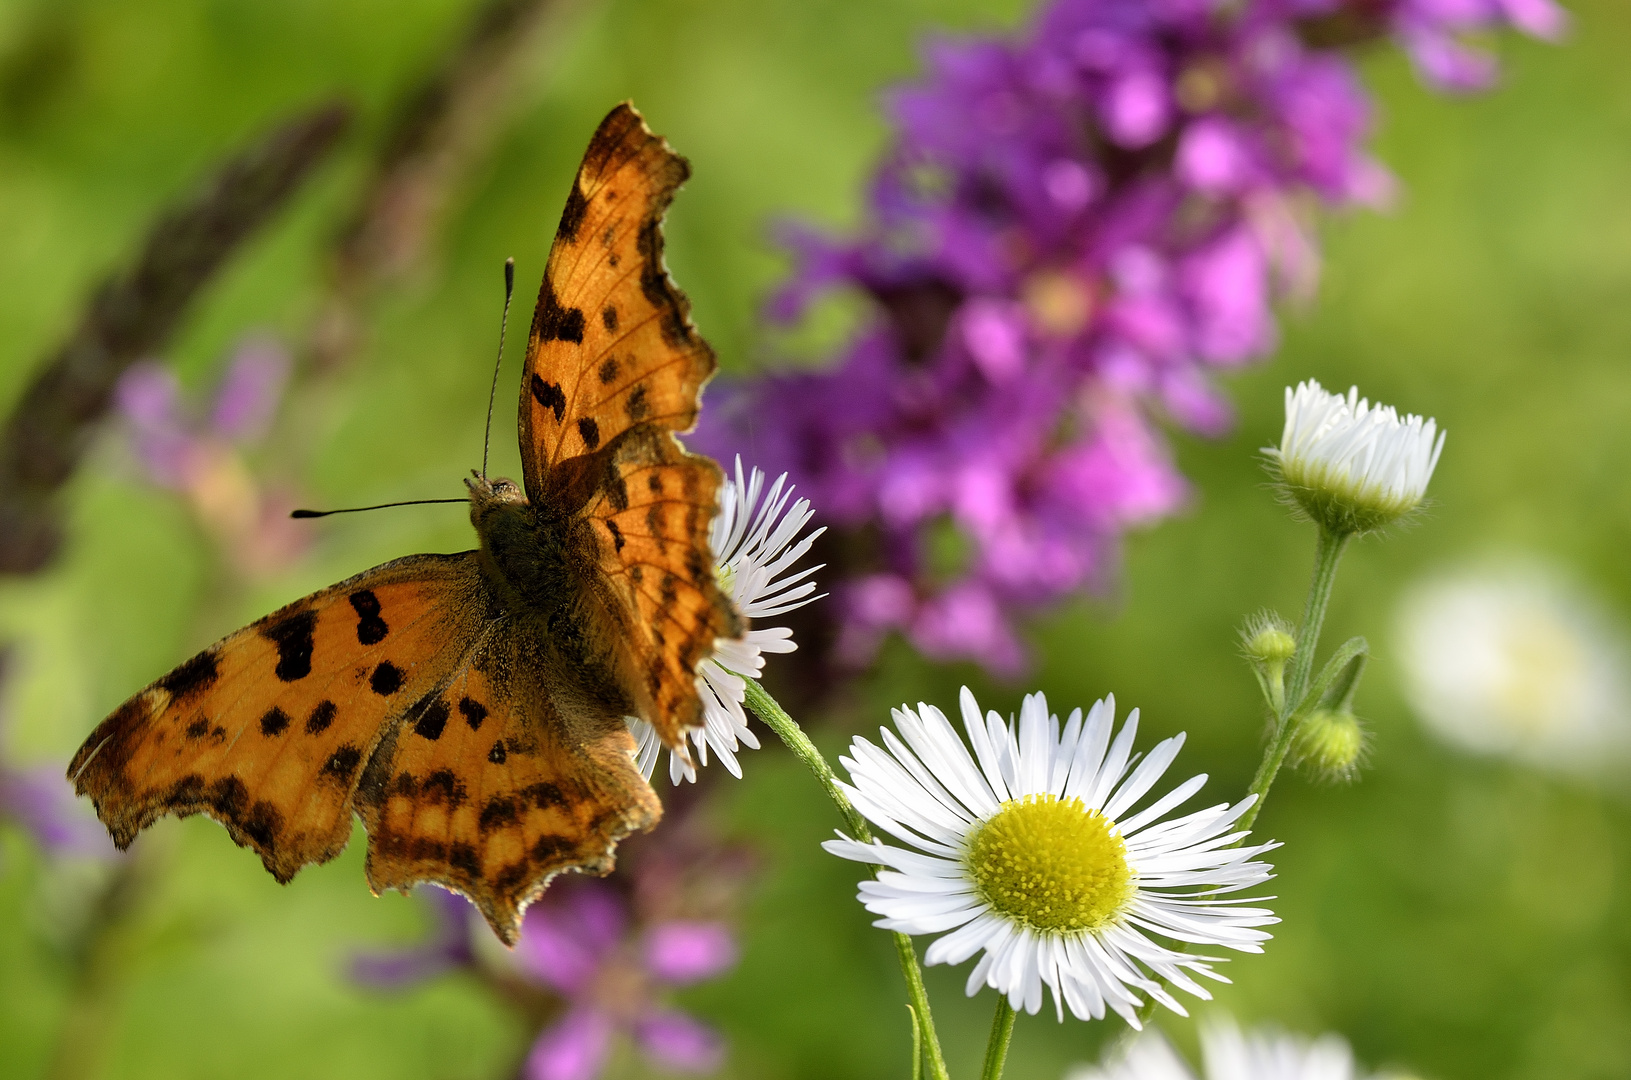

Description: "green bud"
1242 615 1297 664
1294 708 1368 782
1241 613 1296 714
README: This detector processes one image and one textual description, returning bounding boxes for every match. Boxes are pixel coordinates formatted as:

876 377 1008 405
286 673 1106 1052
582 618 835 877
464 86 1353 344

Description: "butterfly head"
465 472 527 525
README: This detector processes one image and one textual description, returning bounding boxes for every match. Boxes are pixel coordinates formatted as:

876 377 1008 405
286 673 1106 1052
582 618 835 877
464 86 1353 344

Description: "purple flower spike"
645 921 738 985
634 1010 726 1074
527 1008 615 1080
696 0 1556 675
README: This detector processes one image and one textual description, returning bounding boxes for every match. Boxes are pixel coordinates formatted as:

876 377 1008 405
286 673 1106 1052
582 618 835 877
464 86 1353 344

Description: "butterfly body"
67 104 737 943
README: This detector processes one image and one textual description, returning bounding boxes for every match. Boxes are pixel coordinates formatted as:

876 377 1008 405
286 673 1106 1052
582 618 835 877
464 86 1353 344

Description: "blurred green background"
2 0 1630 1078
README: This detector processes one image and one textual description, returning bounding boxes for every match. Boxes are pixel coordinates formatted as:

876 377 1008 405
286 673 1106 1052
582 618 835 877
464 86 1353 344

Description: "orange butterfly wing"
68 103 740 943
355 630 659 943
519 102 739 751
68 554 486 881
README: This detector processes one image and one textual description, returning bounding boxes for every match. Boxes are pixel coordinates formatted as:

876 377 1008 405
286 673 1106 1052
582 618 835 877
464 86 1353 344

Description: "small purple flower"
114 335 306 577
0 650 117 859
516 880 736 1080
349 886 475 988
694 0 1558 675
348 878 738 1080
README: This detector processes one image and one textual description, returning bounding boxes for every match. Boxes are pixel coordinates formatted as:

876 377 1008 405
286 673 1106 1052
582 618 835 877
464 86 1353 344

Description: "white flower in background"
1066 1015 1373 1080
824 688 1278 1026
1268 380 1445 535
632 459 824 784
1396 560 1631 770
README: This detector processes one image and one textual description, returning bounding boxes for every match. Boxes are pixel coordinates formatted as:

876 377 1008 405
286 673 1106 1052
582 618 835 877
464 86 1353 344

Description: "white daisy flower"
1066 1015 1367 1080
1268 380 1445 535
1395 559 1631 771
631 458 825 784
823 688 1278 1026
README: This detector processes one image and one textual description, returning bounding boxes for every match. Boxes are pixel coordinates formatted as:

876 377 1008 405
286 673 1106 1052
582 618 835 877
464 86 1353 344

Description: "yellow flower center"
964 794 1135 934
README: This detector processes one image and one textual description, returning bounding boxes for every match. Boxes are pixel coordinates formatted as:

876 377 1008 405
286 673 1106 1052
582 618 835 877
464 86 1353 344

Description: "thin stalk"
741 677 951 1080
1238 525 1350 833
1132 526 1354 1030
979 997 1017 1080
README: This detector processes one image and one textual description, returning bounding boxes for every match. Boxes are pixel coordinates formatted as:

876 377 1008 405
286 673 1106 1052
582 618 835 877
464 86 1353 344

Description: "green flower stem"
741 676 952 1080
1238 525 1351 833
1131 526 1355 1030
980 997 1017 1080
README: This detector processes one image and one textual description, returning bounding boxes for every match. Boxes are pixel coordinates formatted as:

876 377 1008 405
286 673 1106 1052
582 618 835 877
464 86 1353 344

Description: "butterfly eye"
492 480 517 495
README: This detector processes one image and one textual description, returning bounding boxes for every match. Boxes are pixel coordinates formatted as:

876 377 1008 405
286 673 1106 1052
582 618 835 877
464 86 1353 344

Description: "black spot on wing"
532 834 573 862
449 842 481 877
348 590 388 646
242 800 282 850
557 180 589 243
532 274 585 345
305 700 336 735
262 610 317 682
423 769 467 807
259 708 291 737
577 417 600 450
637 216 693 346
488 740 507 765
531 374 566 424
598 356 619 383
479 796 517 833
605 519 625 553
413 695 449 741
159 649 218 702
321 744 363 785
601 306 619 332
521 782 566 809
370 662 403 696
625 383 649 421
209 775 248 817
459 697 488 731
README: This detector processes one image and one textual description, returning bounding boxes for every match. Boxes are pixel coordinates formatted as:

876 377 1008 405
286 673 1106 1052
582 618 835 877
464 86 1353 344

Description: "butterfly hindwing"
582 427 742 747
519 102 715 500
355 627 661 944
68 554 490 882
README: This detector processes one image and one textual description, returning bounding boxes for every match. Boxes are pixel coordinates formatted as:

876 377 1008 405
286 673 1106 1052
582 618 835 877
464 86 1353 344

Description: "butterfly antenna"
482 257 517 479
291 499 467 519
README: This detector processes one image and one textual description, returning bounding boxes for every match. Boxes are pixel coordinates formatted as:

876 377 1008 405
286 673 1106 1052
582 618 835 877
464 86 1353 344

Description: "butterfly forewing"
519 103 715 499
68 554 488 882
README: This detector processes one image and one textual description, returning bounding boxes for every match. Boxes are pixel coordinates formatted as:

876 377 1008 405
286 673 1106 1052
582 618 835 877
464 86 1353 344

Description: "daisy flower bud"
1268 380 1445 536
824 688 1278 1026
1242 614 1296 666
1293 708 1368 782
1242 613 1297 714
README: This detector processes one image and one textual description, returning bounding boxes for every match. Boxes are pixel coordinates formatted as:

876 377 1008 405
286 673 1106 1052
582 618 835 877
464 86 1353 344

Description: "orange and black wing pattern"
519 101 740 752
68 554 488 882
355 629 660 943
518 102 716 500
581 428 741 748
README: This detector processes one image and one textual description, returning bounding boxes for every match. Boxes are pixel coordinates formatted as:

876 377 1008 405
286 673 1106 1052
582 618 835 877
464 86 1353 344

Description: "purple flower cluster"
115 335 308 578
693 0 1561 675
352 880 737 1080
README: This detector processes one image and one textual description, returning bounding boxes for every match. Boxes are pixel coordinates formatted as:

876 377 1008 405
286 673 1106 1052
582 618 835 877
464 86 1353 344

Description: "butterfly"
66 103 740 944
